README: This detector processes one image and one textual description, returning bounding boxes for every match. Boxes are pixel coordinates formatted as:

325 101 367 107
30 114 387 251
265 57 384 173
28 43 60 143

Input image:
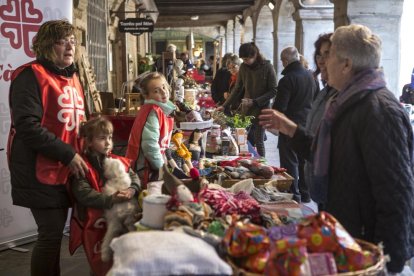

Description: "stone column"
255 5 274 63
342 0 404 95
226 20 234 53
292 8 334 70
234 18 242 53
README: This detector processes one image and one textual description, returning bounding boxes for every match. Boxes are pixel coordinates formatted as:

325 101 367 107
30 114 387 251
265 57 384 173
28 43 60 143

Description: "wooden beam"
155 19 227 28
156 0 253 4
157 4 251 15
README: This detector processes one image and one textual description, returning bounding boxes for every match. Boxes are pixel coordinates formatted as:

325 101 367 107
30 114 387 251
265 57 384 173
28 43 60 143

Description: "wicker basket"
272 172 294 192
179 119 214 131
226 239 385 276
337 239 386 276
226 257 262 276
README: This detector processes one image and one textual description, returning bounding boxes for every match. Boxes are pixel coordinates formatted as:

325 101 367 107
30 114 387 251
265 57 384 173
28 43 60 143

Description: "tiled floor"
0 131 317 276
0 233 89 276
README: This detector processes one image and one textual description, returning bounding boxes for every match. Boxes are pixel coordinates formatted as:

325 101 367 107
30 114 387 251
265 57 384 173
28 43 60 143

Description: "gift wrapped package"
297 211 375 272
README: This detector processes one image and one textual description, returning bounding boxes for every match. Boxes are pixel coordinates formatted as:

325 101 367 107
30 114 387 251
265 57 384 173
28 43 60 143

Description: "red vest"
69 154 130 276
8 61 85 185
125 103 174 186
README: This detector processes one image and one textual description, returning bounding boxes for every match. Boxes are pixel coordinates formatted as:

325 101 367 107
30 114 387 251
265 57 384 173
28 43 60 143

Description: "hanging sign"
119 18 154 36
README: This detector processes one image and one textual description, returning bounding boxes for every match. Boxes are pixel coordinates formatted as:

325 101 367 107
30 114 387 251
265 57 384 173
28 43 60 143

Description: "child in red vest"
126 72 175 186
69 117 141 276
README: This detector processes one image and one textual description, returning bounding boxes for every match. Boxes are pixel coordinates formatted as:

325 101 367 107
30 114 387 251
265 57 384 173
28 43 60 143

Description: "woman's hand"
258 109 298 137
68 153 89 178
216 105 224 112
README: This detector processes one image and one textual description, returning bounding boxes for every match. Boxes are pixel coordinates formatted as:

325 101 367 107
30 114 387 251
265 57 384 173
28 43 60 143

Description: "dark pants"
278 135 309 203
247 122 266 157
30 208 68 276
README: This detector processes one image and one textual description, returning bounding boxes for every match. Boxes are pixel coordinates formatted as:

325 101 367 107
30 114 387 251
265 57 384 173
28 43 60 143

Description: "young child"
126 72 175 186
69 117 141 276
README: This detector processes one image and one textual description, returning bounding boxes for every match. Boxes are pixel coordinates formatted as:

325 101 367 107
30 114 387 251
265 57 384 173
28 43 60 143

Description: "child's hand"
111 191 130 203
118 188 136 199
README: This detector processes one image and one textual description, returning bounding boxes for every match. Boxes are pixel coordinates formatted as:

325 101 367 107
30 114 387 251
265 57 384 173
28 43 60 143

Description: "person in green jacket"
217 43 277 157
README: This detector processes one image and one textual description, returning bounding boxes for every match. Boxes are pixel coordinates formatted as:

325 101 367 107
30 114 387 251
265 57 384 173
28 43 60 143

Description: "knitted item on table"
238 159 274 179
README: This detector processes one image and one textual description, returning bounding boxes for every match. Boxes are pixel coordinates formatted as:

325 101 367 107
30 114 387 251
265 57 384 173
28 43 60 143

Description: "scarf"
313 68 386 192
229 74 237 89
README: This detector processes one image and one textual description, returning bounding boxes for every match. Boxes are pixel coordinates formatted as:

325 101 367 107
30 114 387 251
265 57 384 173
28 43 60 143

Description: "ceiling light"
190 15 199 21
268 2 275 10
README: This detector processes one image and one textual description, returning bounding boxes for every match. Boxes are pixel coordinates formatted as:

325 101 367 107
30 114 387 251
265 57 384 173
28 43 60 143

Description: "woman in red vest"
7 20 89 276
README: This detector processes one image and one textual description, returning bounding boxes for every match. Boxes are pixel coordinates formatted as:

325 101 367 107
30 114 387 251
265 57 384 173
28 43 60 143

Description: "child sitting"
126 72 175 186
69 117 141 276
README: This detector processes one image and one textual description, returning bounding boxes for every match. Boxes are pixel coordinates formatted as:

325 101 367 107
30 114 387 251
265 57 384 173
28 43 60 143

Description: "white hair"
331 24 381 72
281 46 300 64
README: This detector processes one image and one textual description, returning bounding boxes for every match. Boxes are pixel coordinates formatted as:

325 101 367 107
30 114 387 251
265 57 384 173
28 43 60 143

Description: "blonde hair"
32 20 76 62
134 72 170 104
80 117 113 153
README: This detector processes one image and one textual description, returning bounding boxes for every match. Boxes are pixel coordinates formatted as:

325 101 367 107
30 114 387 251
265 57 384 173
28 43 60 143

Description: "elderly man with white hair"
259 24 414 273
273 46 316 203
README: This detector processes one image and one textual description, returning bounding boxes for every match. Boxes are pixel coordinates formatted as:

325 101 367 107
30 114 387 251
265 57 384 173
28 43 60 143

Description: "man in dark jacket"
273 46 316 203
259 24 414 273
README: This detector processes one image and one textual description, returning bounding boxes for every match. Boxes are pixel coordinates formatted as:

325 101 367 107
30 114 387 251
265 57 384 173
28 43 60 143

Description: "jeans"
278 135 309 203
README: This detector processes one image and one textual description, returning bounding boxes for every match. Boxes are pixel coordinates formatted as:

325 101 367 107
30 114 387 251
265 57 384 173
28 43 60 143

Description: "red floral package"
297 211 375 272
264 238 309 276
243 249 270 273
222 220 270 257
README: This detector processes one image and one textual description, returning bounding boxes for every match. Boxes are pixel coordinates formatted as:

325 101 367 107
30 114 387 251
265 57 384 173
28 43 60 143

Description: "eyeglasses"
316 52 329 61
55 39 77 47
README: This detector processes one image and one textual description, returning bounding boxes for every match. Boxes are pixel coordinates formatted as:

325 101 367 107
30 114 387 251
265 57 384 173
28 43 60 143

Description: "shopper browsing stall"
217 43 277 157
258 24 414 273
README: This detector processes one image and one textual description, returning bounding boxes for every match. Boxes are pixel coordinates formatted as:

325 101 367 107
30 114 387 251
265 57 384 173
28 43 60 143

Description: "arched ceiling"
154 0 255 28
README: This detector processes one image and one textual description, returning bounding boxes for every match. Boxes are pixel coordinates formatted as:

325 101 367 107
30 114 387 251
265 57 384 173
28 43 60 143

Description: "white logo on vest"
57 86 85 131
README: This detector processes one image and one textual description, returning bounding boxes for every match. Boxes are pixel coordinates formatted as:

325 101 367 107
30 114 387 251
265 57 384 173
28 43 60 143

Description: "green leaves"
227 113 255 129
212 111 254 129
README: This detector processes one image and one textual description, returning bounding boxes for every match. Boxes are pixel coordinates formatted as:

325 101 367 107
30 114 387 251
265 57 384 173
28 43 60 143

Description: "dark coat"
400 83 414 104
291 87 414 272
9 60 79 209
223 60 277 117
71 153 141 221
273 61 316 127
211 67 231 104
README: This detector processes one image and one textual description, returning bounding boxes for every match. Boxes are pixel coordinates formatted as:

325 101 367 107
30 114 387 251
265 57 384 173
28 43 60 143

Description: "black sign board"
119 18 154 36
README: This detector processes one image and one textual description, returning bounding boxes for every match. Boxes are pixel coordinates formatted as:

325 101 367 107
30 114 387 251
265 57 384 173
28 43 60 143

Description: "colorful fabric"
199 188 260 219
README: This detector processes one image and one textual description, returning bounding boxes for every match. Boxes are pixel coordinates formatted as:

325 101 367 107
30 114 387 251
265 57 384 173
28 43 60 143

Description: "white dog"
101 158 140 262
